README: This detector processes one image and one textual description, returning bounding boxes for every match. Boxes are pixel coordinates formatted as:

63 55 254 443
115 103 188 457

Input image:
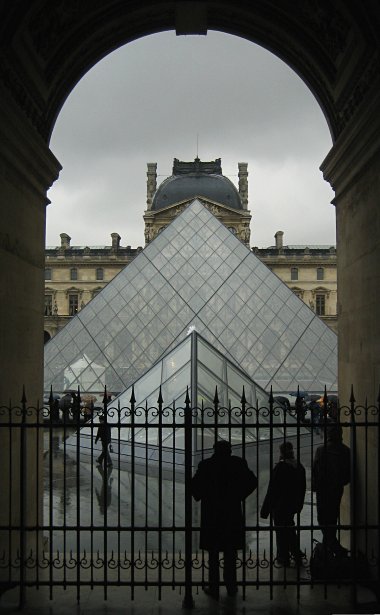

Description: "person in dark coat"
260 441 306 566
312 424 350 555
95 415 113 468
191 440 257 598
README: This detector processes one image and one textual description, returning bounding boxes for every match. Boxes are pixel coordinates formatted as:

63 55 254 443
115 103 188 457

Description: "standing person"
295 396 307 422
260 441 306 566
95 415 113 468
191 440 257 599
59 392 72 423
312 424 350 555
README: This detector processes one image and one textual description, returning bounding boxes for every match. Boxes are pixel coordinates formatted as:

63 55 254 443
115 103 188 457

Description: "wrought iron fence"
0 387 379 608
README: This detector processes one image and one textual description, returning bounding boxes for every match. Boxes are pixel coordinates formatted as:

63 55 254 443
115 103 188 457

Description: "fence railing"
0 386 379 607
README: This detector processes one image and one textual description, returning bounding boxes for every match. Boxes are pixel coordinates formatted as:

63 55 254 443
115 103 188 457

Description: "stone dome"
151 158 243 211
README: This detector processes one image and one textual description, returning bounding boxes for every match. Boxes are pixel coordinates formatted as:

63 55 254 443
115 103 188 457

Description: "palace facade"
44 159 337 341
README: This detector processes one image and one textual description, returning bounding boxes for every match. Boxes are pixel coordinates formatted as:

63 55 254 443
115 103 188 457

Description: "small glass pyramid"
67 331 307 466
44 199 337 395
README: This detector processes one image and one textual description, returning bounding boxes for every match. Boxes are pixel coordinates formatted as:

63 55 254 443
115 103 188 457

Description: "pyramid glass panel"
66 332 308 465
44 199 337 396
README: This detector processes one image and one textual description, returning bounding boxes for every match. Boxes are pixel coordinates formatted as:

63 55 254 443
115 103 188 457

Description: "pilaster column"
0 84 61 579
321 81 380 559
320 82 380 407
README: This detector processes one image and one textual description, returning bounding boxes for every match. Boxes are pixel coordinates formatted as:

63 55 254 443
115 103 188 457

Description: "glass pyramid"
44 199 337 395
66 331 308 466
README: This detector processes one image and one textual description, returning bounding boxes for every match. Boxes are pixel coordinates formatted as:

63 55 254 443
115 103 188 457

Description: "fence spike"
158 386 163 405
241 386 246 405
185 386 190 405
103 385 108 405
213 386 219 405
349 384 356 404
268 385 274 404
21 385 27 405
130 385 136 405
377 385 380 405
49 385 54 404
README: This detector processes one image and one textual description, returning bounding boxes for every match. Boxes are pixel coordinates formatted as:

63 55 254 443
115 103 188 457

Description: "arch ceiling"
0 1 379 142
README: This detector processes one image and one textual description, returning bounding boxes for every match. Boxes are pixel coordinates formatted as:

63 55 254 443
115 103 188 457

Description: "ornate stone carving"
204 203 219 215
28 1 90 60
0 58 46 137
336 53 379 133
292 0 350 62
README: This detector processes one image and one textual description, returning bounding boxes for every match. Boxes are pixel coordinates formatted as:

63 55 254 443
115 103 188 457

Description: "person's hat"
213 440 232 455
280 441 294 458
327 424 343 441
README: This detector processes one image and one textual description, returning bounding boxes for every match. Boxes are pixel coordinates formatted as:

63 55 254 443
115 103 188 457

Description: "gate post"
182 387 194 609
19 387 27 609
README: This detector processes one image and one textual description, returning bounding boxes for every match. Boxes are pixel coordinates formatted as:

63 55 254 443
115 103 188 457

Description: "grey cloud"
47 31 335 248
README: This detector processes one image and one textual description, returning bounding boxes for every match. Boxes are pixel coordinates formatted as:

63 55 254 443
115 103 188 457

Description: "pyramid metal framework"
44 200 337 395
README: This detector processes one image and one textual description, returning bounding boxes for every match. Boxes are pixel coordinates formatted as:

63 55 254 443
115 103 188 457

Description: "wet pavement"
1 429 377 613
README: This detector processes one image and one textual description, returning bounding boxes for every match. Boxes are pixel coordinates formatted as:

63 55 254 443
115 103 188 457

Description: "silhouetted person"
95 415 113 468
49 397 60 423
192 441 257 598
71 392 81 422
295 396 306 422
312 424 350 555
59 392 72 423
260 441 306 566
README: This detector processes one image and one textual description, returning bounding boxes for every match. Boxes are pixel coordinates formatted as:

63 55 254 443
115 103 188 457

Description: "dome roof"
151 158 243 211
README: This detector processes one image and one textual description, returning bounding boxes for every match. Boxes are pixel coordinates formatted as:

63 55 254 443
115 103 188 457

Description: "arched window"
69 294 79 316
290 267 298 281
70 267 78 281
316 294 326 316
96 267 104 281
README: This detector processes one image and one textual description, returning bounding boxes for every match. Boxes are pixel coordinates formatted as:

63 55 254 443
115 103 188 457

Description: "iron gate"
0 387 379 607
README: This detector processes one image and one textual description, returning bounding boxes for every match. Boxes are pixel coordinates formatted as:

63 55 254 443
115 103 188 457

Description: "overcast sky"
46 31 336 249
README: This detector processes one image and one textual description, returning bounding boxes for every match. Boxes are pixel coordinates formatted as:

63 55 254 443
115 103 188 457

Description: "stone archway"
0 0 379 594
0 1 378 407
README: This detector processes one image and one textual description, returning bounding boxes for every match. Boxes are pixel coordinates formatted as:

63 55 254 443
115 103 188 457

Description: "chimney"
60 233 71 249
146 162 157 210
275 231 284 250
238 162 248 210
111 233 121 251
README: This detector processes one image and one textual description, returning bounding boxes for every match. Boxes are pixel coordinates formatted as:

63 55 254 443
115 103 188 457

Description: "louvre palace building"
44 158 338 400
44 158 337 345
44 158 337 341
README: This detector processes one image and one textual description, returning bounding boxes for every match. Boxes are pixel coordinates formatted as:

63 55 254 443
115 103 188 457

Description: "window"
44 295 53 316
317 267 324 281
70 267 78 281
45 268 52 280
96 267 104 281
316 294 326 316
290 267 298 281
69 294 79 316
